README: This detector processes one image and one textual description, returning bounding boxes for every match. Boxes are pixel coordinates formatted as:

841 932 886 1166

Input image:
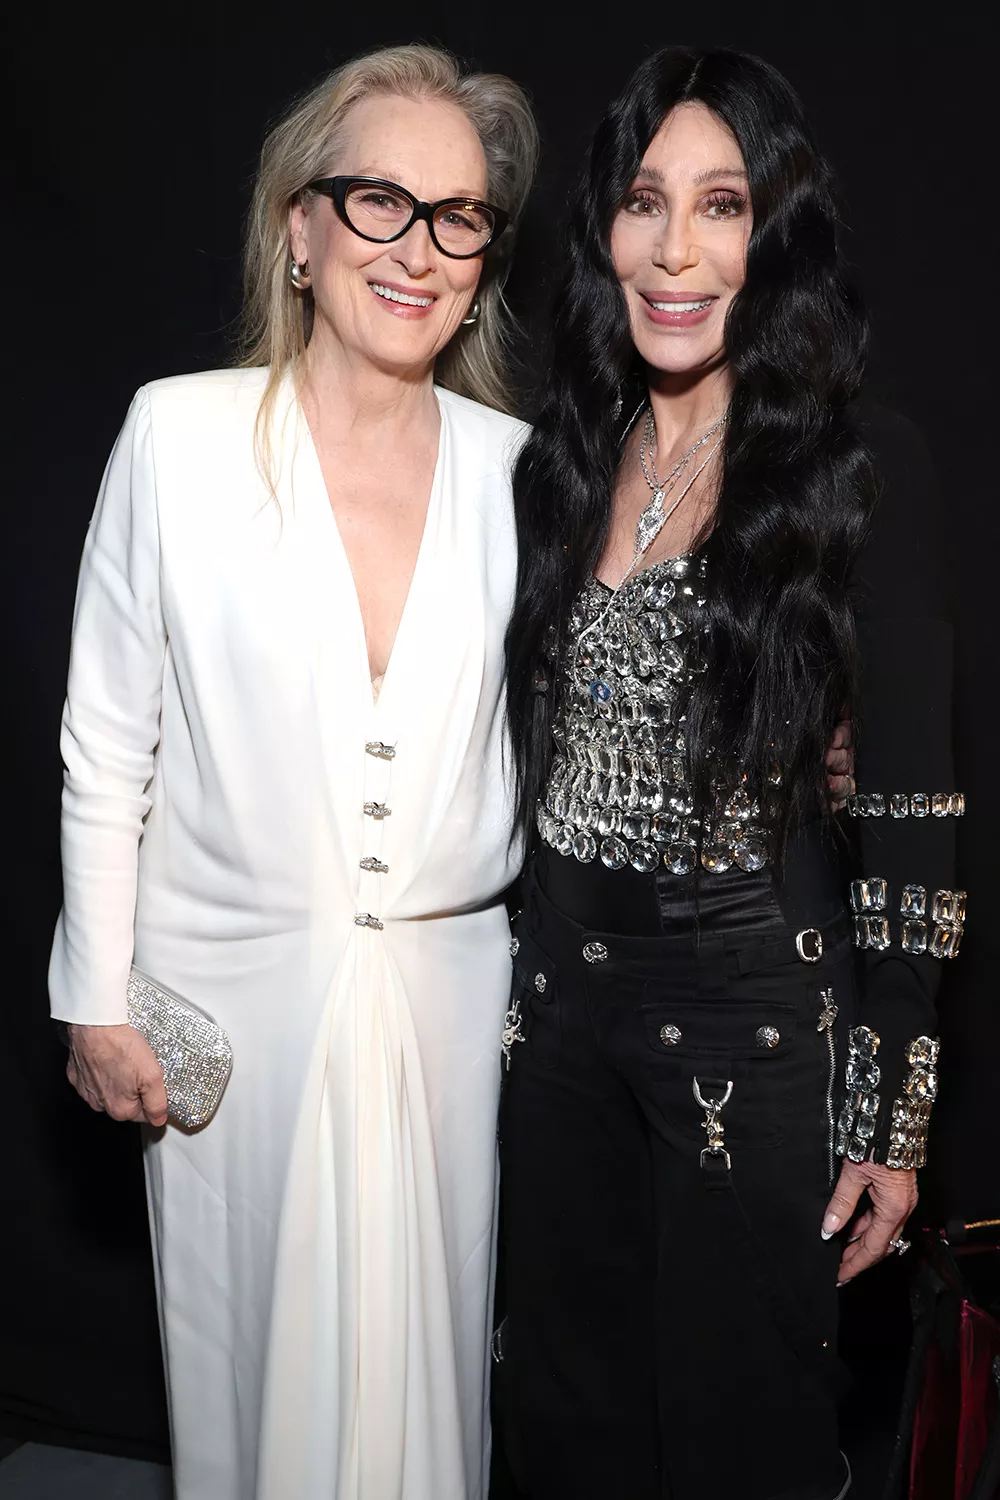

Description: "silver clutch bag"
127 967 233 1128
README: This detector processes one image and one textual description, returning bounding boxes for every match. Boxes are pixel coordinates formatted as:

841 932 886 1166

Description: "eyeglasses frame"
304 176 509 260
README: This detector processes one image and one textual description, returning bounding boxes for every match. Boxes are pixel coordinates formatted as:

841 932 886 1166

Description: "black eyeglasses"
305 176 509 259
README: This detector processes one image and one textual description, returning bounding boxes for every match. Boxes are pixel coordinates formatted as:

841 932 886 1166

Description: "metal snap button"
756 1025 780 1048
509 937 520 958
583 941 608 964
534 973 547 994
660 1024 682 1046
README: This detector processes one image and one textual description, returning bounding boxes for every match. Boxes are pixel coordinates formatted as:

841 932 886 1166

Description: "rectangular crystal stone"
907 1068 938 1103
955 891 967 924
931 889 957 923
910 793 930 817
851 1027 879 1061
949 792 965 816
929 924 961 959
850 878 887 913
847 794 859 817
890 793 909 818
900 884 927 918
932 793 950 816
868 793 886 817
853 915 869 949
902 920 928 954
866 916 891 951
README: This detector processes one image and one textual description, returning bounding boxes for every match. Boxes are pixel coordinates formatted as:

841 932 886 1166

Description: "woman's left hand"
822 1159 918 1284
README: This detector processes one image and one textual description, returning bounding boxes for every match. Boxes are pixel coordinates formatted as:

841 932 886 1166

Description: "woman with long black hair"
499 47 960 1500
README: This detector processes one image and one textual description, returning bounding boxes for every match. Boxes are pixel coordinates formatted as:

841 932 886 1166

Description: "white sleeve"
48 388 167 1024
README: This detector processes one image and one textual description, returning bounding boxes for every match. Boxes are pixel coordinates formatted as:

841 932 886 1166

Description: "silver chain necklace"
573 405 727 660
632 406 728 568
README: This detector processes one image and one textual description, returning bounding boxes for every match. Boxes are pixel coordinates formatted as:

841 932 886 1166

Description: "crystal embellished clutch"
127 968 233 1128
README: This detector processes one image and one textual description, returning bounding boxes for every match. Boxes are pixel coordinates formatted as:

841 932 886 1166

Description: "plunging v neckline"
296 388 446 714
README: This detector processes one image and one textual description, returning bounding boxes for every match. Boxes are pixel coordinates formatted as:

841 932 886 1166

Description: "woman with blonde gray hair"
48 44 537 1500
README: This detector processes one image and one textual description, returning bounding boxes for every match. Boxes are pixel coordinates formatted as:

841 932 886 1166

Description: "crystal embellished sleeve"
841 405 957 1167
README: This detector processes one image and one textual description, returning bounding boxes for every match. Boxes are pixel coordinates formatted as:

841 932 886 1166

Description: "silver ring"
888 1237 911 1256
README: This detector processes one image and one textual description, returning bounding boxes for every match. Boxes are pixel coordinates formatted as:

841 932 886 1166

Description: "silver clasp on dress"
353 912 384 931
693 1077 733 1170
501 996 526 1071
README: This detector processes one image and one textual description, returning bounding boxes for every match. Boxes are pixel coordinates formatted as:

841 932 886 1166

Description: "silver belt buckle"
795 928 823 963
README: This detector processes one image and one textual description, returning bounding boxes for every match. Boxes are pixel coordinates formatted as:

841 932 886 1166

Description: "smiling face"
289 92 488 379
610 101 752 381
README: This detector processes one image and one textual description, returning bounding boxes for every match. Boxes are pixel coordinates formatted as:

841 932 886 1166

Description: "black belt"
521 870 853 980
733 913 853 975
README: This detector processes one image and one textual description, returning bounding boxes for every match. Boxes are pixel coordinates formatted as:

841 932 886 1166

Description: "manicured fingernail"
822 1212 841 1239
836 1281 845 1288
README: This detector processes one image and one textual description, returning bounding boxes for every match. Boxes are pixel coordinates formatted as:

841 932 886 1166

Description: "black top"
534 400 958 1167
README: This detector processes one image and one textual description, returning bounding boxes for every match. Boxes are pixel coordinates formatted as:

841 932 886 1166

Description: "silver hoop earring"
289 259 311 290
461 298 481 326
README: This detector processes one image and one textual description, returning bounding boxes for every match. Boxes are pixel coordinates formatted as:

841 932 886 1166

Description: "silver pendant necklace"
573 405 727 665
631 406 728 570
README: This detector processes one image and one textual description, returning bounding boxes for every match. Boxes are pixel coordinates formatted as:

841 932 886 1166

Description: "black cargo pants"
497 870 854 1500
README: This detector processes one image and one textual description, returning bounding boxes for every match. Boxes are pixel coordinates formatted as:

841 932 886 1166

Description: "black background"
6 6 997 1479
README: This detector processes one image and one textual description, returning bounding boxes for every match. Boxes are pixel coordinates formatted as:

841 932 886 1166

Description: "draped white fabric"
49 369 526 1500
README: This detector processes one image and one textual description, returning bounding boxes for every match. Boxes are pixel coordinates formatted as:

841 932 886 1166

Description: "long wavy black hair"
505 46 876 855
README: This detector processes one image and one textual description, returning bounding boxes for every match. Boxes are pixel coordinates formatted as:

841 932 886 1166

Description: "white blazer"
50 367 527 1500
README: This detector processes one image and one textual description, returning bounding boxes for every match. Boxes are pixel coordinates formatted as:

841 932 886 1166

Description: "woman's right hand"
66 1023 169 1127
825 717 855 812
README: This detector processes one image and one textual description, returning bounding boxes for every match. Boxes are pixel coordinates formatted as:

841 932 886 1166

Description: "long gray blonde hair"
239 44 539 476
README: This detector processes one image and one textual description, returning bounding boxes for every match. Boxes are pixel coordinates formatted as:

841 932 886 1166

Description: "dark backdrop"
6 9 996 1470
